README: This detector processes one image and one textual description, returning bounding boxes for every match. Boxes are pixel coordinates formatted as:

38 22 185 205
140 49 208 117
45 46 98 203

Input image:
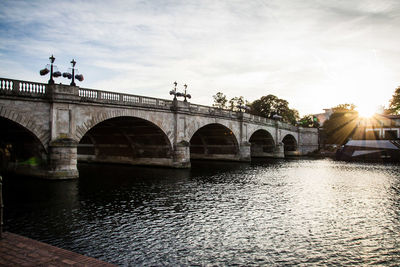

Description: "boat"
335 140 400 162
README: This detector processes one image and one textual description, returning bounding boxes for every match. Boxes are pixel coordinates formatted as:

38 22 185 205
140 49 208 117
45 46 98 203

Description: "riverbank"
0 232 115 266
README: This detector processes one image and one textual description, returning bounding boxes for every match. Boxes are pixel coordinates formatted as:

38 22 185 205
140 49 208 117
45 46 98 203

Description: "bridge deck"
0 77 298 132
0 232 115 266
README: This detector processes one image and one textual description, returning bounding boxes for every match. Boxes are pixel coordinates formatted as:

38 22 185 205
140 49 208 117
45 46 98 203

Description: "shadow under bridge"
78 116 173 167
189 123 240 161
249 129 275 158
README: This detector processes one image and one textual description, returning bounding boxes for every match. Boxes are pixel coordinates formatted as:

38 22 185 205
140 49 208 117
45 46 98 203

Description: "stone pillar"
172 141 191 168
47 84 80 101
47 138 78 179
273 142 285 158
239 141 251 162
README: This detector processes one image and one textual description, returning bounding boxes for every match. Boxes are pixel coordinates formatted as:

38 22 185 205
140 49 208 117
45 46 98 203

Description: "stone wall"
299 127 319 154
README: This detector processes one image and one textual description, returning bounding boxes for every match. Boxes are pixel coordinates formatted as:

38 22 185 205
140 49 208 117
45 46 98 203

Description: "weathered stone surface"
173 141 191 168
48 138 78 179
0 80 319 179
239 142 251 162
299 127 319 154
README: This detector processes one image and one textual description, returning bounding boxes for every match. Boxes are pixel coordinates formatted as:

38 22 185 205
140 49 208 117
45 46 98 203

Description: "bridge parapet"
244 113 275 126
0 77 299 132
277 121 299 132
189 103 241 119
79 87 173 110
0 77 46 97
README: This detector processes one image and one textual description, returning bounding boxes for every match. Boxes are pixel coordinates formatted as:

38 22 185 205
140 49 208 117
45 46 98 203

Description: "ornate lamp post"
181 84 191 102
40 55 61 84
236 104 250 113
170 82 191 102
63 59 84 86
169 81 178 100
272 114 282 120
235 98 249 113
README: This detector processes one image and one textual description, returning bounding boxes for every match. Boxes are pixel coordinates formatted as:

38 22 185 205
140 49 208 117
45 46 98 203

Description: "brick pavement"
0 232 116 266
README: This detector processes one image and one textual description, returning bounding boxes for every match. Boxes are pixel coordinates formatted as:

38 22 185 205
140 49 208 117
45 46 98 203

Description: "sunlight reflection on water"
3 159 400 265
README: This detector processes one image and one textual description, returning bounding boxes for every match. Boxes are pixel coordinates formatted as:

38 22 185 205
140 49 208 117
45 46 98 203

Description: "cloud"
1 0 400 115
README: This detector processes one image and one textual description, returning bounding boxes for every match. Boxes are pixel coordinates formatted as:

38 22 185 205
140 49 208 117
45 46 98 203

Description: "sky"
1 0 400 116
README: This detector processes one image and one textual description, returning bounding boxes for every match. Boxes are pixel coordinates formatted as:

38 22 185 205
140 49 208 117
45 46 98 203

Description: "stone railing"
243 113 275 125
244 113 300 131
0 77 47 96
189 103 241 119
277 121 299 132
188 103 297 130
78 87 172 109
0 77 299 131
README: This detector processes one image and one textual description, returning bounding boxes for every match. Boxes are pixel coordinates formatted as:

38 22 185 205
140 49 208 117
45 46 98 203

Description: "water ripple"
3 159 400 265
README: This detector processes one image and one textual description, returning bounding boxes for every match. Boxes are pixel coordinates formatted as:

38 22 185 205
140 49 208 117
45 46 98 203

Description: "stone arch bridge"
0 77 318 179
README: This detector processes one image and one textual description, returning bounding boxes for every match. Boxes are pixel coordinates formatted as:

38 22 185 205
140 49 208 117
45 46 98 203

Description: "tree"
299 115 319 128
248 94 299 125
249 94 278 118
388 86 400 114
212 92 227 109
323 103 359 145
332 103 356 112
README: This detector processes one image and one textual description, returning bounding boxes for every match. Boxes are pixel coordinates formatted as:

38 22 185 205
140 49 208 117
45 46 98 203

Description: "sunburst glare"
357 104 378 119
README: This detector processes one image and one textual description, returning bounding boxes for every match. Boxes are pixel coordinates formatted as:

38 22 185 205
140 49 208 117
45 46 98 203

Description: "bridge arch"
249 129 275 157
0 107 49 149
0 116 47 173
186 120 240 143
189 123 240 161
77 116 174 167
75 109 174 146
282 134 298 155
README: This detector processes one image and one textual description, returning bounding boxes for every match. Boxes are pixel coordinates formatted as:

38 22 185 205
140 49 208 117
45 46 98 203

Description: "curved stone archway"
186 119 240 145
75 109 174 147
0 117 47 174
249 129 275 157
282 134 298 156
77 116 174 167
0 106 49 150
189 123 240 161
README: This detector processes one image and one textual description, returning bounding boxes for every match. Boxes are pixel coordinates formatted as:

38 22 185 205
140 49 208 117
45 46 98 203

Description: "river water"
3 159 400 266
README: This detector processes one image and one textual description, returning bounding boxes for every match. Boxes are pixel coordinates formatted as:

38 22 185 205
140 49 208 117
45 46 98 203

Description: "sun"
357 104 377 119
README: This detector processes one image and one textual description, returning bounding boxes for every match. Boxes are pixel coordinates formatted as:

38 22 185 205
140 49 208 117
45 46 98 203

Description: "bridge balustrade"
79 88 98 98
277 121 298 132
189 104 212 114
141 97 157 105
0 78 46 96
1 77 298 131
100 91 120 101
190 103 244 119
19 81 46 95
78 87 172 109
122 95 140 103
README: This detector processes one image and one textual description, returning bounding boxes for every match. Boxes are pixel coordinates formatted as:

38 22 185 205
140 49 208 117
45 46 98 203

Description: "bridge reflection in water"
3 159 400 265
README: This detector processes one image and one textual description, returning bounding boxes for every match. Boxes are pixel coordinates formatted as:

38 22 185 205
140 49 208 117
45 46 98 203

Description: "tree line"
212 92 317 127
212 85 400 140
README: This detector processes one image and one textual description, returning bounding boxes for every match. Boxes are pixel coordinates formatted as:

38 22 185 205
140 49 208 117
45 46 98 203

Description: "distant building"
336 114 400 161
312 108 333 125
356 114 400 140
